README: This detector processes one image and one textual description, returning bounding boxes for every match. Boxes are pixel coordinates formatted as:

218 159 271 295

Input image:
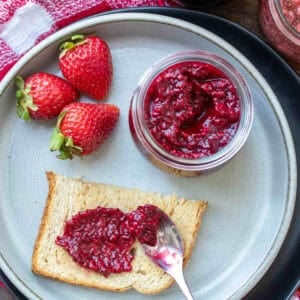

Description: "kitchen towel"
0 0 181 80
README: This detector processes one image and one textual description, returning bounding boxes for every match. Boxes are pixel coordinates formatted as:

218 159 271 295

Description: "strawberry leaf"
71 34 84 43
59 41 75 52
57 148 73 160
49 128 65 151
49 111 83 160
16 105 30 121
59 34 87 58
15 76 25 89
15 77 38 121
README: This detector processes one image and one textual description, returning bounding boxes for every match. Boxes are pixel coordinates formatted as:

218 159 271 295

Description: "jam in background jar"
259 0 300 62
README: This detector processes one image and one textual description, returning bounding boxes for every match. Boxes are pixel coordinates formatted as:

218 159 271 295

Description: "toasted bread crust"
32 172 207 294
32 171 56 274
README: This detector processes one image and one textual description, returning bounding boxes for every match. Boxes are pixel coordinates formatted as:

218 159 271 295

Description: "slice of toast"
32 172 207 294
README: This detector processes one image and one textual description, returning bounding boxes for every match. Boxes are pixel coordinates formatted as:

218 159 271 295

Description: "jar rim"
271 0 300 44
131 51 253 171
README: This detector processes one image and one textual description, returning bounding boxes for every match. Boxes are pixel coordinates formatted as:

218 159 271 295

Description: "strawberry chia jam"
144 61 240 159
56 205 162 276
129 51 253 175
280 0 300 32
259 0 300 61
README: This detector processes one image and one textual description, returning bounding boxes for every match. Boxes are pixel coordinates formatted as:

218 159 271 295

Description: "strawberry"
50 102 119 159
15 72 79 121
59 34 112 101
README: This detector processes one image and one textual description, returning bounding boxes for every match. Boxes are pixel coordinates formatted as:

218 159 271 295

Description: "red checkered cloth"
0 0 182 80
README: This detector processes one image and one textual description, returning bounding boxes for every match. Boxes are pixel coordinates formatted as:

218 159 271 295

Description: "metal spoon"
141 209 194 300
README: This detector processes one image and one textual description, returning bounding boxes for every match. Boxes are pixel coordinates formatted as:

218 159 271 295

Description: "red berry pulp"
259 0 300 61
128 204 162 246
56 205 162 277
144 61 240 159
280 0 300 33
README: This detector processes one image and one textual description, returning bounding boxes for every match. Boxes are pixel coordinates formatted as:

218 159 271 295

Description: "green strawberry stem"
59 34 87 58
50 111 83 160
15 76 38 121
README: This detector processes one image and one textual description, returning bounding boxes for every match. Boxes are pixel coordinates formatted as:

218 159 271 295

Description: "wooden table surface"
204 0 300 75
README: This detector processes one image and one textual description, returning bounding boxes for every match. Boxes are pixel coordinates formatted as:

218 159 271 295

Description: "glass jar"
259 0 300 62
129 51 253 177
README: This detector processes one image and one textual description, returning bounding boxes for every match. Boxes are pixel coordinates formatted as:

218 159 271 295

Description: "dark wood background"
205 0 300 75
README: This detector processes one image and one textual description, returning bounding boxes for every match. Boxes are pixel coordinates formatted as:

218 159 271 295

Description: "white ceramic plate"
0 13 297 300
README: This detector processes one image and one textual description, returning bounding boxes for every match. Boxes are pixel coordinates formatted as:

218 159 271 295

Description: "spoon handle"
172 270 194 300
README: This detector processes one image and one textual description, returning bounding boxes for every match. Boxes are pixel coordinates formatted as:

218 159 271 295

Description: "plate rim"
0 11 297 300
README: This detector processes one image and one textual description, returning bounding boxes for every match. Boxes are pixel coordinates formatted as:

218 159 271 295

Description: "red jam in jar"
56 205 162 277
281 0 300 32
144 61 240 159
129 51 253 176
259 0 300 61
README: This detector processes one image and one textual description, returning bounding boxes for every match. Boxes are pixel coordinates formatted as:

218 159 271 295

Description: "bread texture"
32 172 207 294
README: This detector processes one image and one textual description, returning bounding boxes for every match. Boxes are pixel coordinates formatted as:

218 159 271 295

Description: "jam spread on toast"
56 204 162 276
